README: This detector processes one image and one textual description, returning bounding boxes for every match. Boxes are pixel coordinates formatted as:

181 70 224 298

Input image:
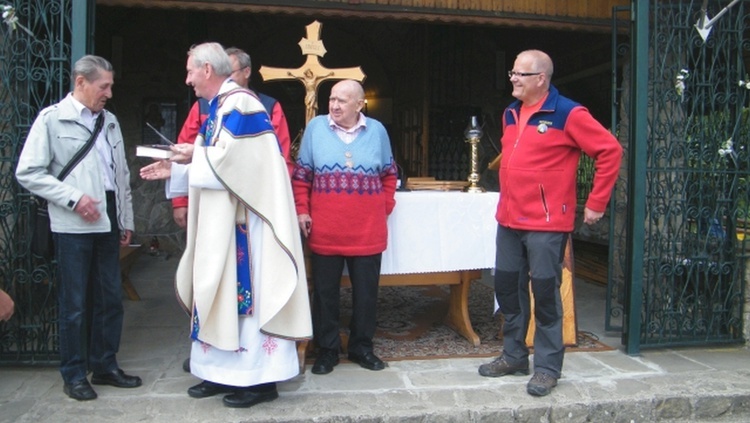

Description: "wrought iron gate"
609 0 748 351
0 1 74 364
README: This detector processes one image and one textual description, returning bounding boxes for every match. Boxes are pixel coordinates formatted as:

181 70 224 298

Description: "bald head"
517 50 554 82
332 79 365 101
329 79 365 129
509 50 554 105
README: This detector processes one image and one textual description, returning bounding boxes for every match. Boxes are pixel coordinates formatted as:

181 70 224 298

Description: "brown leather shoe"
527 372 558 396
478 355 529 377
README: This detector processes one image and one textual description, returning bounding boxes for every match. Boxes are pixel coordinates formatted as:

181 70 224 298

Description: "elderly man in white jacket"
16 55 138 402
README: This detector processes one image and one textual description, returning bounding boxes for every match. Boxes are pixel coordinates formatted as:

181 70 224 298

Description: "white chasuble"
190 213 298 386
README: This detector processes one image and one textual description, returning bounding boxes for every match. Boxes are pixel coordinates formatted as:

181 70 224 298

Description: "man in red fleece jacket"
478 50 622 397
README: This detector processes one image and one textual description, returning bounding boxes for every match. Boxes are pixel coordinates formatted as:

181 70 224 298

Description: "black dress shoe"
311 349 339 375
91 369 142 388
63 379 97 401
187 380 236 399
348 351 386 371
182 357 190 373
222 388 279 408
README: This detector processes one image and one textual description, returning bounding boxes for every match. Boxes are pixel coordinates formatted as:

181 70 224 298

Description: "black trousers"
310 253 382 356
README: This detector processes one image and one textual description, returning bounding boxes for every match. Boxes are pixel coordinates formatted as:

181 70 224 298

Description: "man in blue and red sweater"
478 50 622 396
293 79 397 375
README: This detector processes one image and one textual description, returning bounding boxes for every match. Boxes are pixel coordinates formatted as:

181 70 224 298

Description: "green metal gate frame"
0 0 93 365
609 0 748 354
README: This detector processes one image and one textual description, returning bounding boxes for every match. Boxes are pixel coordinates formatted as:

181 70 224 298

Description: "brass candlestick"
463 116 485 193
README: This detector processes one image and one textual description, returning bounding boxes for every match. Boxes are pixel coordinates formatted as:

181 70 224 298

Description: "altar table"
341 190 499 346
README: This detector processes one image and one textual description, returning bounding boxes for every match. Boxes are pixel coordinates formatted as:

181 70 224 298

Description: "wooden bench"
119 245 143 301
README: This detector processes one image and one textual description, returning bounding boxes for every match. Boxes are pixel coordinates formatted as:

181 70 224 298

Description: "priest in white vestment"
141 42 311 409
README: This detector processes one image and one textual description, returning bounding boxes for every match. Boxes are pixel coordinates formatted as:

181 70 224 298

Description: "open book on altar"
136 144 174 159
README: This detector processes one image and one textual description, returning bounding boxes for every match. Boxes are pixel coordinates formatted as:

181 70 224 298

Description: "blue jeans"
54 226 123 384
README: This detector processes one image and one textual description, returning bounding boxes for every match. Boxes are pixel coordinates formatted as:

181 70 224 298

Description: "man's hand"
298 214 312 237
173 207 188 229
583 207 604 225
140 160 172 180
120 229 133 247
75 195 102 222
169 144 195 165
0 289 14 321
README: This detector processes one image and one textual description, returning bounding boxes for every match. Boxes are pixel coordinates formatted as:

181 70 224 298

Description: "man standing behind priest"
140 42 311 408
293 79 398 375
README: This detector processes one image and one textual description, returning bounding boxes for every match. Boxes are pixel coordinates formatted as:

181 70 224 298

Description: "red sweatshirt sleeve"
171 101 204 209
566 107 623 212
270 102 295 177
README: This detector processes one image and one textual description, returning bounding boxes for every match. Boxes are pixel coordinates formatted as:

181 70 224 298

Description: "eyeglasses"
508 71 541 78
231 66 249 74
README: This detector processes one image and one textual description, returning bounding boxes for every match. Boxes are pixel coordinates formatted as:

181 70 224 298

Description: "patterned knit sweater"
292 115 397 256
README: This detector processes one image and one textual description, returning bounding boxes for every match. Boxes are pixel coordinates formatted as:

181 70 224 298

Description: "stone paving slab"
3 351 750 423
2 255 750 422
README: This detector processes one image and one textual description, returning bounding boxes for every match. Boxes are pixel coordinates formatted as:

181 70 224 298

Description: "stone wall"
130 177 186 254
573 205 610 245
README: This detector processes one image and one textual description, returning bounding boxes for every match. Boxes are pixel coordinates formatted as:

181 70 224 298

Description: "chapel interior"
95 5 619 190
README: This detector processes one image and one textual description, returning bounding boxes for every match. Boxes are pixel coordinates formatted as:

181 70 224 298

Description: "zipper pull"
539 184 550 222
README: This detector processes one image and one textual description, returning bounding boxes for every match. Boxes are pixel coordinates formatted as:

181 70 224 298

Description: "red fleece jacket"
497 86 622 232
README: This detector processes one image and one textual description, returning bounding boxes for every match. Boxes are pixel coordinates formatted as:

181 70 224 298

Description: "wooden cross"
259 20 366 125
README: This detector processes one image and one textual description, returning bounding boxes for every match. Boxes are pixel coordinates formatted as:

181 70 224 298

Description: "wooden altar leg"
525 235 578 347
444 270 481 346
297 341 309 374
119 245 142 301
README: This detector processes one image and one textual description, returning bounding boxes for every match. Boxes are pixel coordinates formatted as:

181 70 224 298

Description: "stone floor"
1 252 749 422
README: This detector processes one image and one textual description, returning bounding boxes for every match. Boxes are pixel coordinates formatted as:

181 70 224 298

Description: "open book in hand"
136 144 174 159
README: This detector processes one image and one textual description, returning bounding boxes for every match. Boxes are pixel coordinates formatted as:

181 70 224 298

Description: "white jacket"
15 93 134 234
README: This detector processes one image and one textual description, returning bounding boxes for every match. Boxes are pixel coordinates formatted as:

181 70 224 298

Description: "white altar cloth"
380 191 499 275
